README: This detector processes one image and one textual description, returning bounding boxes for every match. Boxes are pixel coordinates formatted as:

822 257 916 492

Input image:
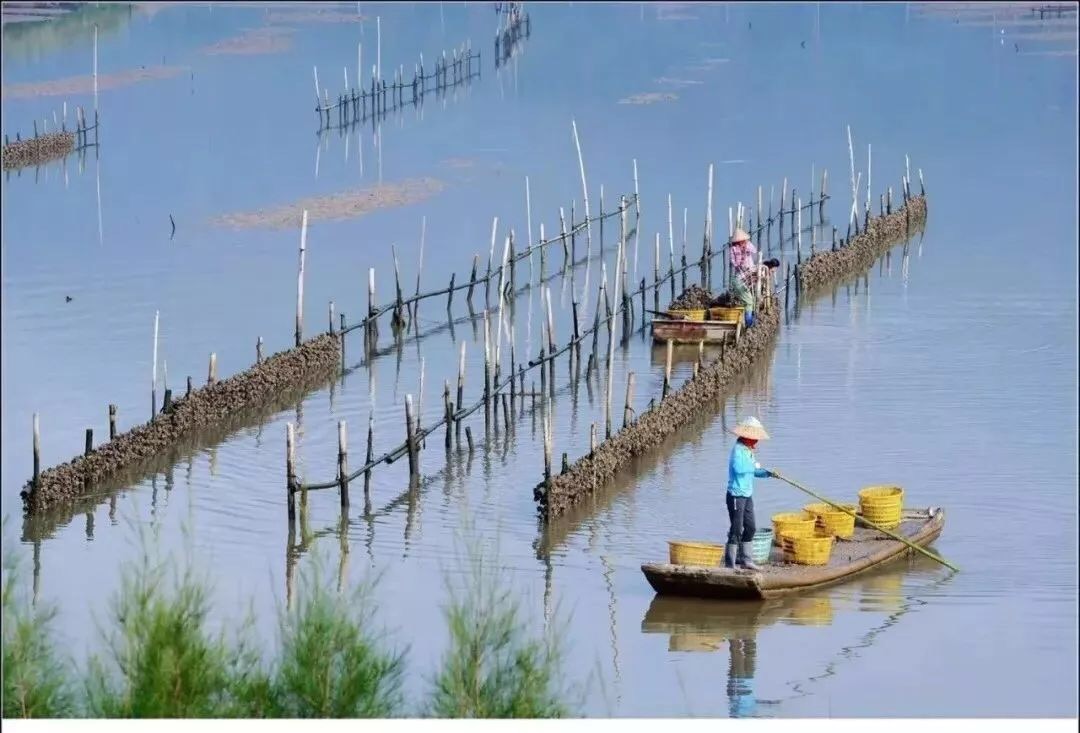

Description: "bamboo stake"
296 210 308 346
109 404 117 439
525 176 533 281
847 125 857 221
571 119 593 259
413 215 426 326
623 371 636 428
771 471 959 572
32 413 40 488
286 423 296 524
151 310 159 418
604 204 625 439
338 421 349 509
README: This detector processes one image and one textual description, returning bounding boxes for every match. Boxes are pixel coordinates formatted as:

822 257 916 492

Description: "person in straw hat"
728 228 759 325
725 416 776 570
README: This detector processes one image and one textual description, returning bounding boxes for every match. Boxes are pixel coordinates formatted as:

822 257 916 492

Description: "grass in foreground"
1 532 576 719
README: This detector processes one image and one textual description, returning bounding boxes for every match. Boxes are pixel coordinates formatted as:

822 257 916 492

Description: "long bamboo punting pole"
571 119 593 261
771 471 959 572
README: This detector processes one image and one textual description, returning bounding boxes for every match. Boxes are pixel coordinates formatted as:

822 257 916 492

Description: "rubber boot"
738 542 762 571
724 543 739 569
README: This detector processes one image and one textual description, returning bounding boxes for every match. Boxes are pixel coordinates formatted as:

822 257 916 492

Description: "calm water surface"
2 2 1076 717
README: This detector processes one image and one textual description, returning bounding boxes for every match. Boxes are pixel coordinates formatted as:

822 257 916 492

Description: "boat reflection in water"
640 556 948 717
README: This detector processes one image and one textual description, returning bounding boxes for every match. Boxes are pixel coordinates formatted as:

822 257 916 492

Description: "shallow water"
2 2 1077 717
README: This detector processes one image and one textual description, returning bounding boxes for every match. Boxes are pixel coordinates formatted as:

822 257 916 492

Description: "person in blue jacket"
725 416 775 570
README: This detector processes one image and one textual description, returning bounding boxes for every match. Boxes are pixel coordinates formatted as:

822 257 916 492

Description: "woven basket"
707 306 744 323
666 308 706 322
858 485 904 529
772 512 816 545
786 534 834 566
804 502 857 539
668 541 723 567
750 528 774 564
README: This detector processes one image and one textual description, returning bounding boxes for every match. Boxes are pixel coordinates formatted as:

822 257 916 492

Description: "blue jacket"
728 442 771 497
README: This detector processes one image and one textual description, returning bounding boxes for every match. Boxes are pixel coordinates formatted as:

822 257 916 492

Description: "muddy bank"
1 65 187 100
798 195 927 292
199 27 294 56
537 303 781 519
2 131 74 170
210 178 445 230
22 333 341 514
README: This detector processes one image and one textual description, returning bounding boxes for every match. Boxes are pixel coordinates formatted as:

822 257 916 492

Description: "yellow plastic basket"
668 541 724 567
772 512 816 544
858 485 904 529
707 306 744 322
804 502 857 539
786 534 834 566
666 308 706 322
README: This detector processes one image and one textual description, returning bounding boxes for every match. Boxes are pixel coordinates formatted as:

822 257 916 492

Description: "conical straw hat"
730 227 751 245
730 416 769 441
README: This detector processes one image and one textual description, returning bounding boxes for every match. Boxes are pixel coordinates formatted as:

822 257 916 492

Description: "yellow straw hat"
731 416 770 441
730 227 751 245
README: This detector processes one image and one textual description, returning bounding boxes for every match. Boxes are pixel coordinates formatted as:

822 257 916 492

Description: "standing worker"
726 416 776 570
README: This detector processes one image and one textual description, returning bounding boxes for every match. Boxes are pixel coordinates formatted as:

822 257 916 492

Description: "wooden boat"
642 507 945 600
651 316 742 345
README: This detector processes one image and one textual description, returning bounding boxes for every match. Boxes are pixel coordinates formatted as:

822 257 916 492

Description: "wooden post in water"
186 376 192 396
152 308 159 421
338 421 349 510
663 339 673 398
667 194 676 302
456 341 466 439
256 336 264 363
109 404 117 439
590 423 597 456
296 210 308 347
483 311 492 429
604 202 625 439
405 394 418 482
543 410 552 485
286 423 296 526
623 372 636 428
208 353 217 385
329 301 335 334
84 427 93 456
444 381 453 449
364 410 374 497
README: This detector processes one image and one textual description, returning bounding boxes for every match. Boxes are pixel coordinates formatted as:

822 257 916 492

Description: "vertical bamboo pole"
92 24 98 112
456 341 466 437
286 422 296 524
405 394 417 480
704 163 714 286
663 339 673 397
376 16 382 80
208 353 217 385
338 421 349 510
623 372 636 428
413 216 426 326
571 119 593 259
109 404 117 439
604 204 624 439
32 413 40 489
525 176 533 281
151 310 159 418
667 193 676 301
296 210 308 346
682 207 688 290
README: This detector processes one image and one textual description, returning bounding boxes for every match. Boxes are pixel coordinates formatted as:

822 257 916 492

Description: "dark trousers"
726 493 756 544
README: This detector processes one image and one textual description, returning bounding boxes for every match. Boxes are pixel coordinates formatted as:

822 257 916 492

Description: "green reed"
1 526 575 719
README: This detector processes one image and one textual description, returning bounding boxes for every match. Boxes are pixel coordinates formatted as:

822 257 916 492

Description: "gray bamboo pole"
623 371 635 428
286 422 296 525
296 210 308 346
338 421 349 510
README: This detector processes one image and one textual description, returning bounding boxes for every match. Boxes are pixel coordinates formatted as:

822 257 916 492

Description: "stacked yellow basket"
858 486 904 529
666 308 706 322
804 502 857 539
786 533 834 566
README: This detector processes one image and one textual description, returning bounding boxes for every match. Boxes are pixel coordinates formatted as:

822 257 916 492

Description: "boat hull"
642 509 946 600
